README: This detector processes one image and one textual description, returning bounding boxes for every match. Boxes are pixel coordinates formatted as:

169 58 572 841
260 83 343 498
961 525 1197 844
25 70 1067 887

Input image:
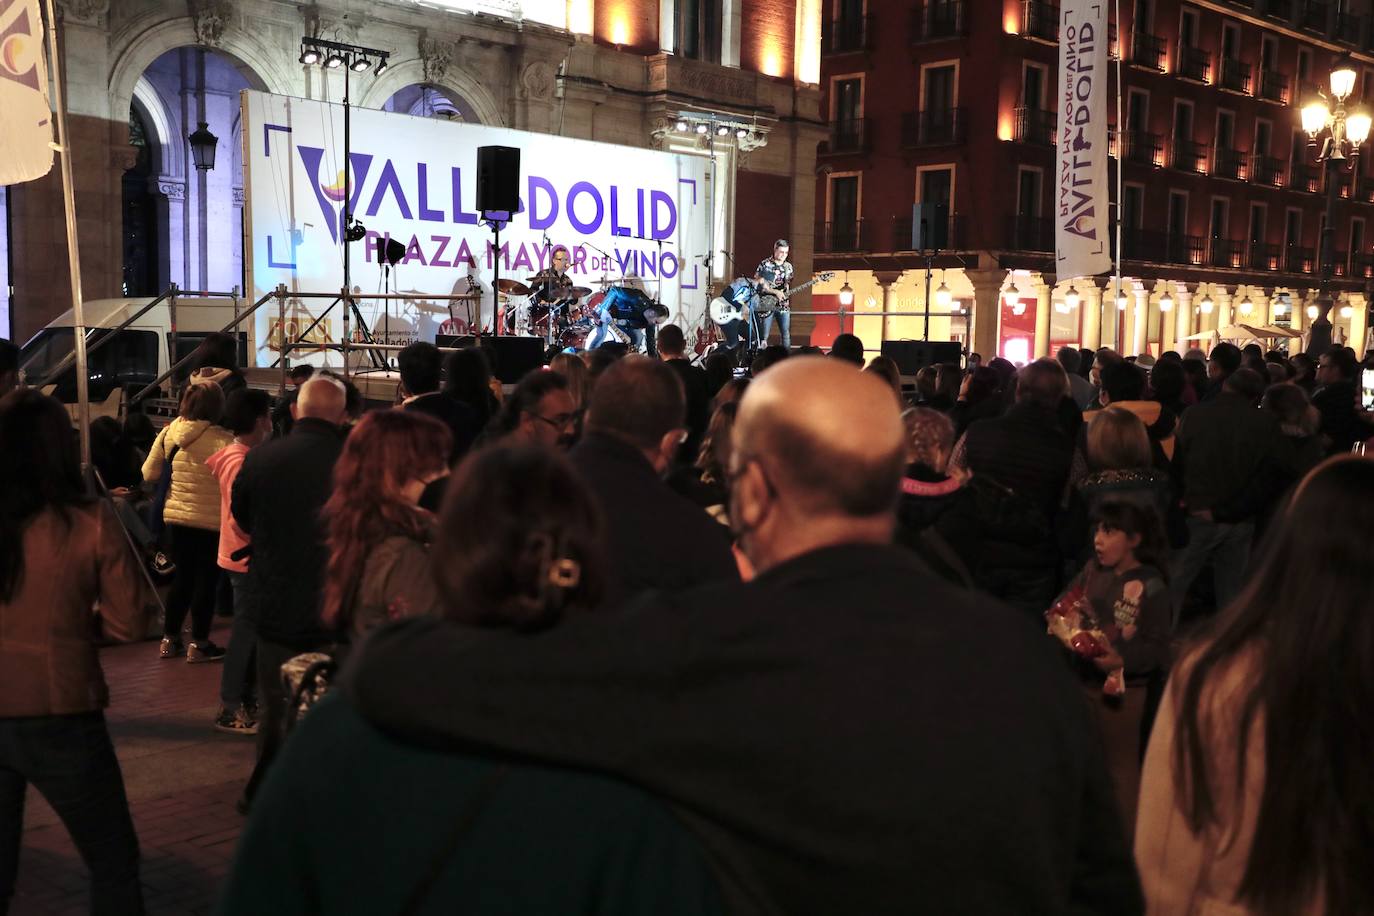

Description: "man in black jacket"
231 376 347 806
397 341 481 461
657 324 710 461
1170 368 1295 616
950 358 1075 615
1312 346 1364 455
569 356 736 606
345 357 1142 916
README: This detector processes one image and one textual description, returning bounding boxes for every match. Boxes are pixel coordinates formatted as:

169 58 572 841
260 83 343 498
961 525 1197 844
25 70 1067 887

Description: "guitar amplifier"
881 340 963 375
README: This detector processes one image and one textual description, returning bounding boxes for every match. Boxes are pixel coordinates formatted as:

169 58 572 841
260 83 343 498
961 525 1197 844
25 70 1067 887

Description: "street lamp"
1159 289 1174 312
187 121 217 171
1239 295 1254 316
1064 284 1080 309
935 280 951 308
838 280 854 307
1299 52 1372 353
1199 294 1214 314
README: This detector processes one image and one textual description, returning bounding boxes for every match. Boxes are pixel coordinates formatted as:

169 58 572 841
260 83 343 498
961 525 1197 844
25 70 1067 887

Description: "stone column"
1211 285 1231 333
967 269 1005 359
1033 279 1052 358
875 270 902 344
1081 282 1103 350
1349 293 1369 354
1132 288 1149 357
1174 283 1193 354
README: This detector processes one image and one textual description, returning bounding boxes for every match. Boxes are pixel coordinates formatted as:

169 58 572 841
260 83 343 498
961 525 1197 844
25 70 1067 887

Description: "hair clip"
547 557 581 589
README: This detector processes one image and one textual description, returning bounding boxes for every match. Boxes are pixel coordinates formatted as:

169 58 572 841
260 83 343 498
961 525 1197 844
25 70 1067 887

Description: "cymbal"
569 286 592 298
496 279 530 295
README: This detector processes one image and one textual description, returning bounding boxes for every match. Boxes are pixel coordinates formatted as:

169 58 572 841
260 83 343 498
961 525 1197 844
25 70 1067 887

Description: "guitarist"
754 239 795 349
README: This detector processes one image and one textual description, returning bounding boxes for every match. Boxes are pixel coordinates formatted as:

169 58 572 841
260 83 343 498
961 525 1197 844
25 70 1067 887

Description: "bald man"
231 373 348 810
344 358 1141 914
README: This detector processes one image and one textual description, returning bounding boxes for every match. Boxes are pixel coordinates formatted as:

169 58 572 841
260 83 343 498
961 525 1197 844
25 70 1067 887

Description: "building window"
1221 22 1240 60
1022 62 1046 109
1179 7 1199 48
676 0 722 62
1261 34 1277 72
1350 218 1364 274
917 166 954 248
1017 168 1042 217
1256 118 1272 156
1284 208 1303 270
832 76 863 123
828 174 862 249
1134 0 1152 31
1127 89 1148 130
1124 184 1145 229
1167 190 1188 261
1249 203 1267 245
921 63 957 111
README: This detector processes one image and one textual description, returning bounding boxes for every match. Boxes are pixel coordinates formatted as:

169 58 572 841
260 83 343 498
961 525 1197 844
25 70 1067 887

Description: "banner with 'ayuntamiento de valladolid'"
1055 0 1111 282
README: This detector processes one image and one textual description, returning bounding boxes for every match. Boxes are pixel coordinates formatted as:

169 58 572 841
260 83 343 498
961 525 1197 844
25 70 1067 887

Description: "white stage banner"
241 91 712 367
1055 0 1111 282
0 0 54 185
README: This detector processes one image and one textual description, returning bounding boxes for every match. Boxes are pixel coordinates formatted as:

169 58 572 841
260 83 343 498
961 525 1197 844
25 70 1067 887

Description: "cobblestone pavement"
12 626 254 916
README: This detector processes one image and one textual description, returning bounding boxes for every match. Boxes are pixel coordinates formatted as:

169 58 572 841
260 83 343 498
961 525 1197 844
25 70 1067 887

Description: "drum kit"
497 272 669 352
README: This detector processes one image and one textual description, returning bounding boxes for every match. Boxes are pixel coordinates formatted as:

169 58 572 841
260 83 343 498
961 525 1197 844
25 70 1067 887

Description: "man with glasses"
499 370 580 450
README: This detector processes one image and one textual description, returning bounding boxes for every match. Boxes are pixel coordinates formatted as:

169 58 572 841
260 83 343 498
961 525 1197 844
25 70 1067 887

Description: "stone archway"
360 57 506 127
380 83 475 122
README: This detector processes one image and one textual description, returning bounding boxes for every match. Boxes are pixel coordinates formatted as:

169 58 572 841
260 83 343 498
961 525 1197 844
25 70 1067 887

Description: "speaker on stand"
477 146 521 337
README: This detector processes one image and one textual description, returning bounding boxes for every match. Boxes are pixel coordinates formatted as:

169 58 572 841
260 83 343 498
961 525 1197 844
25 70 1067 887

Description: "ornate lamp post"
1300 54 1372 355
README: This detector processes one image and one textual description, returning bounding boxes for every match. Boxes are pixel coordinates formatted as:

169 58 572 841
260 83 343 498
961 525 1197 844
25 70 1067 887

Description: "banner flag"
1055 0 1111 281
0 0 53 184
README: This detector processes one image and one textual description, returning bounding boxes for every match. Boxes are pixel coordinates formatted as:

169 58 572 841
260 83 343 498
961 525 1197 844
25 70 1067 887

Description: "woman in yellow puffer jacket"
142 381 234 663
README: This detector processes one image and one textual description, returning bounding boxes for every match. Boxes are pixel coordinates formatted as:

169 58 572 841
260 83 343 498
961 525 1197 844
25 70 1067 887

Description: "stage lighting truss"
672 112 763 147
299 37 391 78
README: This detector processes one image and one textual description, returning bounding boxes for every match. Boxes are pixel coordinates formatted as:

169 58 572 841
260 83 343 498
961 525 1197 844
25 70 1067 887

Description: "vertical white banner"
1055 0 1111 282
0 0 53 185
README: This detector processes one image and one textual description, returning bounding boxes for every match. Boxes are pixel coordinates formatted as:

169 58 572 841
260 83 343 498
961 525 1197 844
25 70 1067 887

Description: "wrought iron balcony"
911 1 966 41
1259 0 1293 19
1353 253 1374 278
1300 0 1329 32
824 14 873 53
1131 32 1166 70
1284 245 1316 273
821 119 870 155
1166 235 1207 265
1336 12 1363 44
1013 107 1057 146
1006 215 1054 252
816 219 869 253
1212 147 1247 180
1288 162 1321 193
1220 59 1252 93
1208 237 1244 268
1178 46 1211 83
1297 80 1322 103
1331 249 1350 276
1258 70 1289 103
902 108 967 147
892 214 964 251
1251 154 1285 187
1020 0 1059 42
1359 176 1374 201
1170 138 1206 173
1117 129 1162 166
1249 242 1280 271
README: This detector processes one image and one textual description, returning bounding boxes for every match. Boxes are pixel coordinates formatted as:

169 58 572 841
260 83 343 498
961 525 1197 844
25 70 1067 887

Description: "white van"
17 296 250 421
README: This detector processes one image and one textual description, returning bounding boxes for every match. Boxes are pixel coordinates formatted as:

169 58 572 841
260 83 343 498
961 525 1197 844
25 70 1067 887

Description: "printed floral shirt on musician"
755 259 795 306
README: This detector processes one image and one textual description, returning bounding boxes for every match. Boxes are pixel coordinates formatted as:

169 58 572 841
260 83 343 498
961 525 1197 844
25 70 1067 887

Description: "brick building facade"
812 0 1374 359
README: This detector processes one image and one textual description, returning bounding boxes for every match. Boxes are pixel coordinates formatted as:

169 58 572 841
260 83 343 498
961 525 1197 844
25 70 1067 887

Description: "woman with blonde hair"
549 352 590 414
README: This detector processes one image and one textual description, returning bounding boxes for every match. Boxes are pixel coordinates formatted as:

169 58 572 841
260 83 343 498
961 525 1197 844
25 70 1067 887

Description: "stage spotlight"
350 56 371 72
375 57 389 75
325 53 344 69
736 127 749 139
345 220 368 243
716 124 730 136
676 120 689 132
300 47 320 65
695 123 709 135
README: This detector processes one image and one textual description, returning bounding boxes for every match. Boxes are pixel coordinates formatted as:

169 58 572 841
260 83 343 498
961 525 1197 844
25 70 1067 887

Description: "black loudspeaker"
476 145 521 214
881 340 963 375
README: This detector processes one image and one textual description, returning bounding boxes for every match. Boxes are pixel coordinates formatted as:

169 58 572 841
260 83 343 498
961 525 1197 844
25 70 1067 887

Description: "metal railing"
1249 242 1280 270
1300 0 1329 31
1178 46 1211 82
1171 138 1206 173
1259 0 1294 19
1014 107 1056 145
1131 32 1166 70
1336 11 1363 43
1251 154 1285 186
911 0 966 40
1359 176 1374 201
1020 0 1058 41
1121 129 1162 166
902 108 966 147
1289 162 1321 193
1207 237 1244 268
1353 253 1374 277
1212 147 1247 180
1006 215 1054 252
822 118 869 154
816 220 869 253
1220 58 1252 93
824 14 872 53
1259 70 1289 102
1284 245 1316 272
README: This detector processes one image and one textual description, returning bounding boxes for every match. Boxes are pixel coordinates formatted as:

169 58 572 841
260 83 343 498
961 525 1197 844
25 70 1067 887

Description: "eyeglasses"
528 410 579 430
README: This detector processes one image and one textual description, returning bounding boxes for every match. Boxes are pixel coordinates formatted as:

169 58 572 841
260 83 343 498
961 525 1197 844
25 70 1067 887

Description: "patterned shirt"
755 258 795 307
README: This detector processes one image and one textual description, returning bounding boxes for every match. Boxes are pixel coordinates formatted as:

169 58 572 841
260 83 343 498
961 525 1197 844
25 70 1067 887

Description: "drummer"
530 247 575 303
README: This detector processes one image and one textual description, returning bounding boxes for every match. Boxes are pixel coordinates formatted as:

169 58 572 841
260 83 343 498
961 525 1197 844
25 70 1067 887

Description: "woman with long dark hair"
222 446 722 914
320 410 452 641
0 390 147 913
443 347 500 432
1136 456 1374 915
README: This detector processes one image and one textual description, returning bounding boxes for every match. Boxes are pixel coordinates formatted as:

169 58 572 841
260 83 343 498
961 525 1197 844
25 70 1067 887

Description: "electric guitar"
709 272 834 325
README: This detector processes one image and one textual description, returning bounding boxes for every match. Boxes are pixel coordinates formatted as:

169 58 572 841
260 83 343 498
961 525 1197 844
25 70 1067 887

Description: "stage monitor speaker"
436 334 545 384
476 146 521 214
881 340 963 375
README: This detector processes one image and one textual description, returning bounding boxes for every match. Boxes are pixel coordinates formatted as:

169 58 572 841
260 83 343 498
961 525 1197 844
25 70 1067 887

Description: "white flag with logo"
0 0 53 184
1055 0 1111 281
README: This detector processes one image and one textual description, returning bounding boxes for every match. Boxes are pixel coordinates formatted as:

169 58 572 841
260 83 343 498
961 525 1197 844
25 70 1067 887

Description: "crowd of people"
0 327 1372 915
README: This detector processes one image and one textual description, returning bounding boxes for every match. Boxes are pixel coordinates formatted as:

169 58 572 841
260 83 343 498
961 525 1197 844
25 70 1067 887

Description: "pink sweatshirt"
206 442 251 573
